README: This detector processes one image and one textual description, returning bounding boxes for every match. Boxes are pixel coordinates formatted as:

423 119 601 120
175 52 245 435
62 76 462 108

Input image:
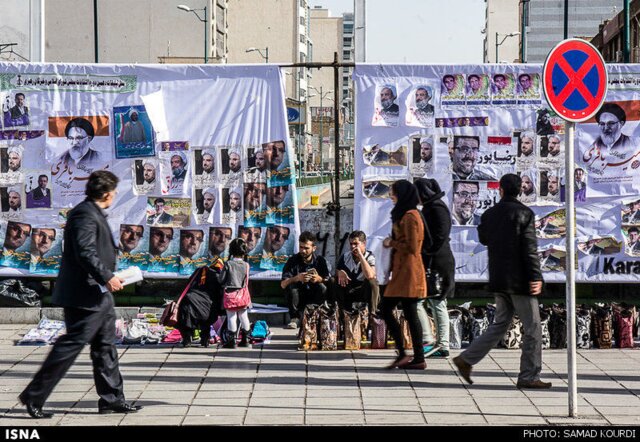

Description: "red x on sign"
542 39 608 123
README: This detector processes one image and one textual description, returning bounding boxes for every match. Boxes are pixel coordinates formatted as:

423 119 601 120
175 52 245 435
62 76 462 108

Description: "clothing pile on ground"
16 317 66 345
298 301 640 351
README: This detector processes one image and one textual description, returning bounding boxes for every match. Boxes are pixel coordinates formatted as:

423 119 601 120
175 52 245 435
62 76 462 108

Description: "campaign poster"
146 226 180 273
577 101 640 198
516 72 542 104
1 91 32 130
405 85 435 128
538 134 564 168
238 225 263 271
371 84 399 127
113 105 155 158
193 187 217 225
47 115 111 207
577 236 622 256
451 180 499 227
481 136 517 172
221 187 243 226
116 224 149 272
178 228 208 275
450 135 499 181
536 108 565 136
266 184 294 225
146 197 191 227
410 135 434 177
243 182 267 227
0 186 23 221
260 225 295 271
440 74 465 105
159 141 189 152
245 146 268 183
535 208 566 239
490 73 516 105
362 180 394 199
622 197 640 224
193 147 217 188
0 144 24 185
538 246 566 272
132 159 159 195
24 170 52 209
517 169 537 204
465 73 490 104
0 221 31 269
362 143 407 167
264 140 293 187
538 169 563 205
30 228 63 274
219 147 242 187
514 130 537 172
159 150 190 196
207 226 233 260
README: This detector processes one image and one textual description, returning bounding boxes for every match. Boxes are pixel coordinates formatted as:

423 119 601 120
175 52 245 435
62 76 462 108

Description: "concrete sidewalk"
0 324 639 426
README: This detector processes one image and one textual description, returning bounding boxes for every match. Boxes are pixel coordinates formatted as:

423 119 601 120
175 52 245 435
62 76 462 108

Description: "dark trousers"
20 294 125 408
382 296 424 362
285 282 329 319
336 279 380 312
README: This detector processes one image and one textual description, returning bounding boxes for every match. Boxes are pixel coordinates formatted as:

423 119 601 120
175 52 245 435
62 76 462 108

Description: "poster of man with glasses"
450 135 498 181
451 181 499 227
30 228 63 274
117 224 148 271
1 221 31 269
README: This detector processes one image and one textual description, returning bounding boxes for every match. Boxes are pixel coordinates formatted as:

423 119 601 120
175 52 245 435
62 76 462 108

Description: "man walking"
19 171 142 418
453 174 551 389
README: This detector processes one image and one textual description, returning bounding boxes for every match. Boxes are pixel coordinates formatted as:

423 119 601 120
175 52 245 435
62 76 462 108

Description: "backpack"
250 320 269 339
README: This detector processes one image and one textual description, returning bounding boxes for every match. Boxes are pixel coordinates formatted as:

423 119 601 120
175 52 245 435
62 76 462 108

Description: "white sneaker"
286 318 300 329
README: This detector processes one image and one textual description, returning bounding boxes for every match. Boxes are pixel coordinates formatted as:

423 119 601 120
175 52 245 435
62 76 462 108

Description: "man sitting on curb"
335 230 379 312
281 231 332 329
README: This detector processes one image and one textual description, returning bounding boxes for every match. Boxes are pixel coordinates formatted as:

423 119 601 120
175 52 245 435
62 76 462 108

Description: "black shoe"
453 355 473 385
238 329 250 348
19 393 53 419
98 402 143 414
516 379 552 389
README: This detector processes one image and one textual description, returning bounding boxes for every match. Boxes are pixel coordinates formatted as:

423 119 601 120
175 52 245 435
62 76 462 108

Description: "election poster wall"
353 64 640 282
0 62 299 279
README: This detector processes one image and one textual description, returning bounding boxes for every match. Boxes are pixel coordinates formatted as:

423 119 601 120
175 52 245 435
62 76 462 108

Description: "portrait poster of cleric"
260 225 295 271
578 101 640 198
263 140 294 187
193 147 217 188
440 74 465 105
47 115 111 207
266 184 294 225
0 221 31 269
159 150 190 196
538 169 563 205
538 133 564 169
178 228 208 275
237 225 264 271
450 180 499 227
221 187 242 225
405 85 435 128
29 227 63 274
449 135 499 181
410 135 434 177
116 224 149 272
219 147 242 188
245 146 268 184
146 197 191 228
1 92 31 129
132 159 159 195
0 186 24 222
517 169 537 204
371 84 400 127
146 226 180 273
113 105 155 158
24 171 52 209
514 130 537 172
193 187 217 225
0 144 24 185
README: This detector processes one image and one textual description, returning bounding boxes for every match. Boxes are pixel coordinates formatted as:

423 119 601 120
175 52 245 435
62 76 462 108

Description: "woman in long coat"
382 180 429 370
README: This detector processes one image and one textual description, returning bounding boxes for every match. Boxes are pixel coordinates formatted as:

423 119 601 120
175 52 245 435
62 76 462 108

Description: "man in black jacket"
19 171 142 418
453 174 550 389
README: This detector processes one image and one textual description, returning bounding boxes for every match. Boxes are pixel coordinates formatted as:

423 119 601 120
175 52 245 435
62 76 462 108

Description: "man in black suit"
148 197 174 225
19 171 142 419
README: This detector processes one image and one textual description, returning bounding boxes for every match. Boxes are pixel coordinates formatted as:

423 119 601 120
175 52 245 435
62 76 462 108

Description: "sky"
311 0 486 64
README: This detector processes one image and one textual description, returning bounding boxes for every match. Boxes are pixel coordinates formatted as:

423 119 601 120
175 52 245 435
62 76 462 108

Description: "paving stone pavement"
1 324 639 426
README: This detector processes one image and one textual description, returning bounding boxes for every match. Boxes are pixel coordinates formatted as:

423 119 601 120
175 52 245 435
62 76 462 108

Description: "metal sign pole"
565 120 578 417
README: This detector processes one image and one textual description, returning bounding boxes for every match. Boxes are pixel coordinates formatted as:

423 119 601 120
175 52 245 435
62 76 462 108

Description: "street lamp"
177 4 209 63
495 31 520 63
245 47 269 63
309 86 333 173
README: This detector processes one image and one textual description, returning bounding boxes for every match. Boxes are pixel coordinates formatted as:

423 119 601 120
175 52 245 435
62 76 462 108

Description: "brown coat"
385 209 426 298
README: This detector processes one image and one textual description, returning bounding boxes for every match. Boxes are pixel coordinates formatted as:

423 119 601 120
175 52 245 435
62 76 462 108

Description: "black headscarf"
390 179 420 223
414 178 445 206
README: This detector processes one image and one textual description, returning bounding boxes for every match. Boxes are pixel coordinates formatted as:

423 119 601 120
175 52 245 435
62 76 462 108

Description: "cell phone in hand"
307 268 318 275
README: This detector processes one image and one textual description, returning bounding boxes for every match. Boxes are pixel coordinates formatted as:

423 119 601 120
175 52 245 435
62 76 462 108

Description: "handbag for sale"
222 263 251 310
160 267 202 327
342 309 361 350
426 268 443 298
370 312 387 349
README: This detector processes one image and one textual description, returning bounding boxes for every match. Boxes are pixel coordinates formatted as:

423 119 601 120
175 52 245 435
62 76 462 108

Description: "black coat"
52 199 118 310
421 195 455 299
478 196 543 295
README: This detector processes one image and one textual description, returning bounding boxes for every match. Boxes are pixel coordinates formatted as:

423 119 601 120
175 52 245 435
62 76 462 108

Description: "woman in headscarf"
382 180 429 370
415 178 455 358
